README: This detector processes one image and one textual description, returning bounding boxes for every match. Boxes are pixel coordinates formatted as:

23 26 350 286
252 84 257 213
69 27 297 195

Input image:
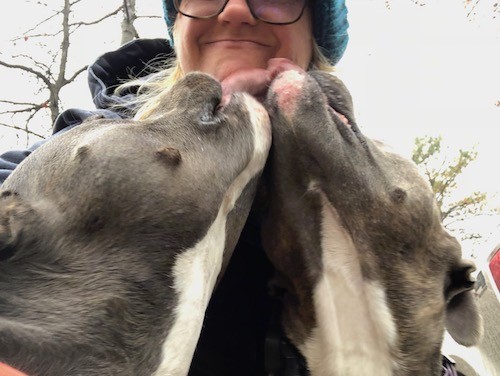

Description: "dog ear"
444 260 483 346
0 191 33 260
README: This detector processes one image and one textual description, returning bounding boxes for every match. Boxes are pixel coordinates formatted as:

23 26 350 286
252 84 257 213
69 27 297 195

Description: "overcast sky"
337 0 500 259
0 0 499 259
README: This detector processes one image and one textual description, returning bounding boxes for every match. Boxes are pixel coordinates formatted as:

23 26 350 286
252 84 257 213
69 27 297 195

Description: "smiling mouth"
207 40 270 47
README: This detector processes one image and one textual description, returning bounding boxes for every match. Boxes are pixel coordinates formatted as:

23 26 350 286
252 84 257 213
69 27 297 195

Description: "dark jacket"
0 38 168 183
0 38 285 376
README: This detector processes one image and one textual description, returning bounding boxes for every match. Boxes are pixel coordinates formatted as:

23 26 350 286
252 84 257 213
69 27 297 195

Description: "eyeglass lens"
175 0 306 24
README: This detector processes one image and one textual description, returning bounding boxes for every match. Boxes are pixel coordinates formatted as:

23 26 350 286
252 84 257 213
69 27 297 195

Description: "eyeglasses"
173 0 307 25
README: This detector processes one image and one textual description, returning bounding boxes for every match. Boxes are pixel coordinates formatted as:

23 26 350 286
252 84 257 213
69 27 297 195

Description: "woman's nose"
217 0 258 26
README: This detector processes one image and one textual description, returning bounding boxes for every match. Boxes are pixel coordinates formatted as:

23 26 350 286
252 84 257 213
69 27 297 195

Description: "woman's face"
173 0 313 81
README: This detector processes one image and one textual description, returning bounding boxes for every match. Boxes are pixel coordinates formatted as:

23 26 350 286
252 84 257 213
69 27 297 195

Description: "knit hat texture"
162 0 349 65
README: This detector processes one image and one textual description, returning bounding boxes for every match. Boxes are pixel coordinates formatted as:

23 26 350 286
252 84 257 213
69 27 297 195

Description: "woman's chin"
201 56 271 82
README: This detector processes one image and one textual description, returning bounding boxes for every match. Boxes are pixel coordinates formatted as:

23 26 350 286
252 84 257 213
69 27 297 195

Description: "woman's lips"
205 39 270 48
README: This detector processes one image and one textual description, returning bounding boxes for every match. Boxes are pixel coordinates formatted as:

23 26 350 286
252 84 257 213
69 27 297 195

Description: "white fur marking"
300 191 397 376
153 95 270 376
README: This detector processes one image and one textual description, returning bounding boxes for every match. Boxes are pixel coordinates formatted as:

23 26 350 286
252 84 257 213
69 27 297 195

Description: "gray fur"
0 73 268 376
261 71 482 375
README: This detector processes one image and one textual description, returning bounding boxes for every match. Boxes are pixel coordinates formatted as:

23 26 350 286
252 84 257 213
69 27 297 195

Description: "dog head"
261 70 482 375
0 72 271 375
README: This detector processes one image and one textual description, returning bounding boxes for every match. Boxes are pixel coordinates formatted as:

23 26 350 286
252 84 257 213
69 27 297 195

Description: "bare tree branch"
15 9 61 39
0 100 49 116
64 65 88 85
1 0 153 148
70 6 123 28
69 0 84 7
0 60 51 87
136 15 162 19
0 122 46 139
466 0 481 19
0 100 40 107
11 54 53 80
13 32 61 42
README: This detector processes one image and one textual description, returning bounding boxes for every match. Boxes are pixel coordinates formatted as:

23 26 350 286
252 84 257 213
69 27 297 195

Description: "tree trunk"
121 0 138 45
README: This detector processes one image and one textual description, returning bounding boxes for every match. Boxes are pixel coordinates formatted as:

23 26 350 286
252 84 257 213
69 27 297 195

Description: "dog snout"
168 73 223 113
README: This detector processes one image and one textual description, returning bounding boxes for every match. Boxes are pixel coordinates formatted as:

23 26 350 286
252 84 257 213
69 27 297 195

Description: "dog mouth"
267 70 352 130
219 94 231 110
200 92 246 125
329 106 350 128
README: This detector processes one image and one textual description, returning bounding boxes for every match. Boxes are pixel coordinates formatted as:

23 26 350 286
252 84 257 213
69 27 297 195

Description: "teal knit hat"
161 0 349 66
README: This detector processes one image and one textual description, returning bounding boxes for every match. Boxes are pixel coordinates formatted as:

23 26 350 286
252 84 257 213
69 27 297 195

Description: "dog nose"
168 72 223 113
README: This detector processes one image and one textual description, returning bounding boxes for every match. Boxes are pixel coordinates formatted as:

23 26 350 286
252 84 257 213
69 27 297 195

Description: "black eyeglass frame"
172 0 308 25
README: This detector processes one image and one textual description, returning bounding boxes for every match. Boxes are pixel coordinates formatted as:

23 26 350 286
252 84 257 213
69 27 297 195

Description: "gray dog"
261 70 483 376
0 73 271 376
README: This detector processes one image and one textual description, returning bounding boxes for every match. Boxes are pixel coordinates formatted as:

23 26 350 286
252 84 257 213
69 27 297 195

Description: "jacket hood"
88 38 174 112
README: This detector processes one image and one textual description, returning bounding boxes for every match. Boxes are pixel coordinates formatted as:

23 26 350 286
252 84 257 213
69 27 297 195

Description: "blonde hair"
116 38 335 120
